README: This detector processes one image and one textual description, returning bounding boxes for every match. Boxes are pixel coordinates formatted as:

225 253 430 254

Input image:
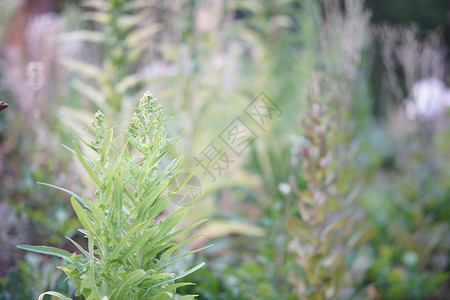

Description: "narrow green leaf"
159 219 207 246
347 225 374 249
136 179 172 223
286 218 319 245
143 244 175 264
83 12 112 24
125 24 161 47
100 128 114 166
123 130 147 156
66 130 98 154
71 197 102 243
112 175 123 230
161 234 206 261
111 269 147 299
119 227 159 263
104 145 127 184
128 44 147 64
65 236 89 258
321 214 348 239
154 135 183 163
151 292 176 300
59 58 104 81
145 272 174 281
59 31 104 44
102 175 114 207
73 141 105 190
163 282 195 291
111 221 147 259
153 206 189 241
177 295 197 300
38 291 73 300
151 263 205 288
123 186 136 206
17 245 73 260
145 193 173 226
80 272 102 299
37 182 90 208
158 246 211 269
117 74 142 93
38 183 115 240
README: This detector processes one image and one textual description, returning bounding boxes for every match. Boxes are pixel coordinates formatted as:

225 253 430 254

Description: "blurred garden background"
0 0 449 299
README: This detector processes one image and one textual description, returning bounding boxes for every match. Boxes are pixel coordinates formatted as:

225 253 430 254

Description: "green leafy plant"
18 92 207 300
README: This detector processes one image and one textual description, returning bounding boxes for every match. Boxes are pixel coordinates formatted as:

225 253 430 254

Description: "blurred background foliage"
0 0 449 299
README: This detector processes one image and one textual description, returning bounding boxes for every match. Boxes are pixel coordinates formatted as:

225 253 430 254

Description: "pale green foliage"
59 0 155 123
18 92 206 300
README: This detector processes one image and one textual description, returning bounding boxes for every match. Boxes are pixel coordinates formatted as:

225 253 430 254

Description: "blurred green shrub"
362 119 450 299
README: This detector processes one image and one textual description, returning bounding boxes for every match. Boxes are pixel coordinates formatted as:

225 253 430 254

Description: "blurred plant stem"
59 0 154 126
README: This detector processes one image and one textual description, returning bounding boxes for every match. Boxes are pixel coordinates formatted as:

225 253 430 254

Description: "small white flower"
406 77 450 120
278 182 291 195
